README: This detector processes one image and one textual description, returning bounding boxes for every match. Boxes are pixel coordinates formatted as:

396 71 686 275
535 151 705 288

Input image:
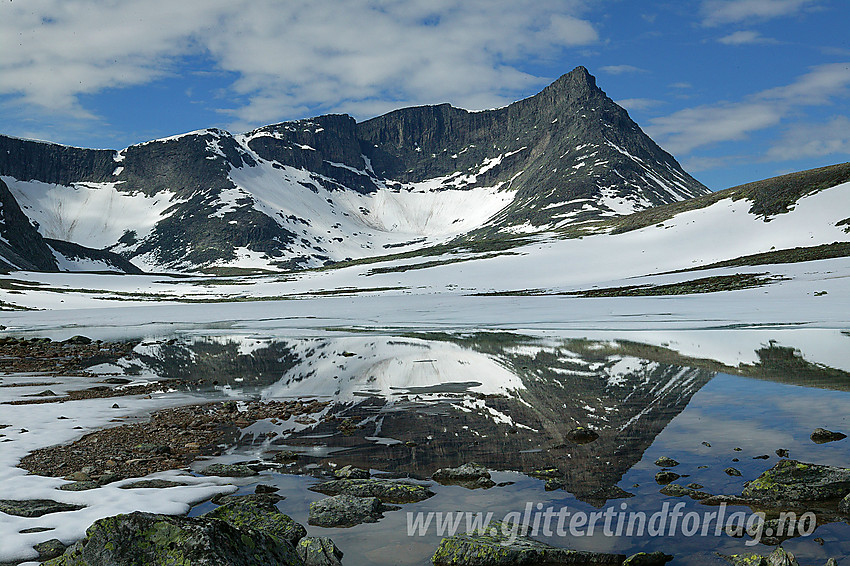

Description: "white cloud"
600 65 646 75
647 63 850 154
615 98 664 111
0 0 599 131
767 116 850 160
717 30 777 44
701 0 818 26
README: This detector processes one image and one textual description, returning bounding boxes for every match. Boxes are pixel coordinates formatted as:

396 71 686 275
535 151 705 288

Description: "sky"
1 0 849 191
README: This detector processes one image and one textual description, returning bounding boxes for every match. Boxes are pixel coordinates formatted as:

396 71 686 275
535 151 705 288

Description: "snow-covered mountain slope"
2 168 848 328
0 67 708 273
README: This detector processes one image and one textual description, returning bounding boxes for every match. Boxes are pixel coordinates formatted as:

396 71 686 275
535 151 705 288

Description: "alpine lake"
2 326 849 565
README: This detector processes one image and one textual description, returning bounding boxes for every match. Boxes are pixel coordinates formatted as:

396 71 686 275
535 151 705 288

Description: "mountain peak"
548 65 599 95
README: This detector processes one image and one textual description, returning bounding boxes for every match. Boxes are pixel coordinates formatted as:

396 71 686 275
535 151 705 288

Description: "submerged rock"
308 494 395 528
309 478 434 503
566 427 599 444
811 428 847 444
0 499 85 517
432 462 495 489
660 483 710 500
43 511 304 565
654 471 680 485
297 536 344 566
431 521 626 565
742 460 850 501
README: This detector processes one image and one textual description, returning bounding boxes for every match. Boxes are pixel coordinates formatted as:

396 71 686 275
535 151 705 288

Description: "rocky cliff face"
0 177 58 272
0 67 708 273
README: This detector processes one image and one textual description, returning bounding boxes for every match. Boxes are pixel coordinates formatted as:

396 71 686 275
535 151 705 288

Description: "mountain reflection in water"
116 331 847 506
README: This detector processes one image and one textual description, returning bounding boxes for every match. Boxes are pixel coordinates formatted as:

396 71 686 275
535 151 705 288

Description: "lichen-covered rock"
623 552 673 565
334 465 369 479
810 428 847 444
204 497 306 546
432 462 495 489
654 457 679 467
308 494 393 528
34 539 66 561
42 511 304 565
654 471 680 485
309 478 434 503
0 499 85 517
297 536 343 566
741 460 850 501
202 463 259 477
431 522 626 565
725 546 800 566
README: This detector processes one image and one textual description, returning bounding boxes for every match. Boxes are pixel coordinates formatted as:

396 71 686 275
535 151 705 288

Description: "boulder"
334 465 370 479
654 471 680 485
0 499 84 517
308 494 394 528
623 552 673 565
309 478 434 503
43 511 303 565
432 462 495 489
204 498 306 546
654 457 679 467
297 536 344 566
202 463 258 477
431 521 626 565
811 428 847 444
742 460 850 501
725 546 799 566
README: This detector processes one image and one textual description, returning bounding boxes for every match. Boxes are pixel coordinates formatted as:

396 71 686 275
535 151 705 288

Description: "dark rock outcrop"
0 178 58 272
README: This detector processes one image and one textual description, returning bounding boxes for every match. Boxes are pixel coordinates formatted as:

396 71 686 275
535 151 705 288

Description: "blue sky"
1 0 849 190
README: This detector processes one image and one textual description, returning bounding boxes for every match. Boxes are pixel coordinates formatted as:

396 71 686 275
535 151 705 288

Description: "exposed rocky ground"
19 399 328 484
0 336 137 375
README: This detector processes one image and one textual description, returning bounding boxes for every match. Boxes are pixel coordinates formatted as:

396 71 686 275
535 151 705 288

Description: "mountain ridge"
0 66 709 273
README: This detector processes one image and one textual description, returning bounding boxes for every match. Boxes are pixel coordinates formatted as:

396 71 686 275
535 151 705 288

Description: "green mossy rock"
741 460 850 501
431 521 626 565
297 536 344 566
43 511 304 565
204 498 306 547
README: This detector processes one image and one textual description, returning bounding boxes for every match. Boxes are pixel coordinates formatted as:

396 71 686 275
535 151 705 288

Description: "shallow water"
3 327 850 564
